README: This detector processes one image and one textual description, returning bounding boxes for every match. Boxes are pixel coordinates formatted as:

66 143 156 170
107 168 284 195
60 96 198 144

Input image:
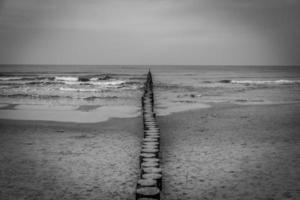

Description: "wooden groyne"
136 71 162 200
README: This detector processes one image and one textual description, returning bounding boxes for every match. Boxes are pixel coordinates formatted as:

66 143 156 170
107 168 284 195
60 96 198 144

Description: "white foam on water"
55 76 78 82
89 80 126 86
59 87 99 92
0 77 24 81
64 81 79 85
90 77 99 81
57 78 126 87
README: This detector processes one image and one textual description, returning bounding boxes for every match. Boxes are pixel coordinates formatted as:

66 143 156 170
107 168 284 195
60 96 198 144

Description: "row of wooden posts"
135 71 162 200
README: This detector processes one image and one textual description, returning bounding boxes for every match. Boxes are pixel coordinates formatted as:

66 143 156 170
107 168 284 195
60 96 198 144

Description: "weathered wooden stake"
136 70 162 200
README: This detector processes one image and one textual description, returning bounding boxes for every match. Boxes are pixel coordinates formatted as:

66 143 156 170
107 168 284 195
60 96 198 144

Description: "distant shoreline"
1 64 300 67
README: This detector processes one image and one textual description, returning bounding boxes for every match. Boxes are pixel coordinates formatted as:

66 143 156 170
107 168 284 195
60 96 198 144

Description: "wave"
55 76 78 82
59 87 99 92
62 80 127 88
220 79 300 85
0 94 69 99
55 74 111 82
0 74 112 84
0 75 124 87
53 75 125 87
0 93 122 100
0 81 56 86
0 77 24 81
0 76 55 81
26 81 57 85
87 80 126 86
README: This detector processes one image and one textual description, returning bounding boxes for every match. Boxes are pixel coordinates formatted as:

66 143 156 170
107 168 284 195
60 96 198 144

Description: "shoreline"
0 103 140 123
0 101 299 124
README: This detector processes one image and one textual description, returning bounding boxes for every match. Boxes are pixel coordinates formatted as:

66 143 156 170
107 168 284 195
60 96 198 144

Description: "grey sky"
0 0 299 65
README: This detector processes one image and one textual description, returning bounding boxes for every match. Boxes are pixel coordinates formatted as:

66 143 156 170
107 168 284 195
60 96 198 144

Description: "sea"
0 65 299 122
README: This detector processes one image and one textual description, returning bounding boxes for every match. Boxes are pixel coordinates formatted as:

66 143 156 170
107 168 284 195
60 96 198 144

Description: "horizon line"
0 64 299 67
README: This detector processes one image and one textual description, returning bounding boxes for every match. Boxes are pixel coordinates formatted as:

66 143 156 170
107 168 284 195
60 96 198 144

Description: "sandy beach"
159 103 300 200
0 0 300 198
0 103 299 200
0 117 142 200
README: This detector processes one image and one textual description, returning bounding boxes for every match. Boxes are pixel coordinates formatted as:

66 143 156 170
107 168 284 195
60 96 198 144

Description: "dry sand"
0 117 142 200
159 103 300 200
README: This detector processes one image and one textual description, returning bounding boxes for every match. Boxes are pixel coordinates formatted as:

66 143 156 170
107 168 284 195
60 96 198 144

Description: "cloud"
0 0 299 65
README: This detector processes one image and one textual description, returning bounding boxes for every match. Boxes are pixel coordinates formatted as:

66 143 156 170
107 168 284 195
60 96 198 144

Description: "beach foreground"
160 103 300 200
0 103 299 200
0 117 142 200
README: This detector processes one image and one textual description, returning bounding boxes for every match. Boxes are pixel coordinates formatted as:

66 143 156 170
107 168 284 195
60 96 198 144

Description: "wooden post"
136 70 162 200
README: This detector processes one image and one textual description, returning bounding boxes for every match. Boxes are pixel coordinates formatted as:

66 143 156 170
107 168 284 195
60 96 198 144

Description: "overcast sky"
0 0 299 65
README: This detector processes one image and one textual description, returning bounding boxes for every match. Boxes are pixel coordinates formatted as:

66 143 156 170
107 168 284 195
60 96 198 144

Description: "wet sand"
159 103 300 200
0 104 139 123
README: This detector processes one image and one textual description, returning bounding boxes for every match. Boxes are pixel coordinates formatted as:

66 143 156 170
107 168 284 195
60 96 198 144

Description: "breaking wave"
0 74 112 84
0 72 144 104
55 76 78 82
0 94 68 99
0 77 24 81
59 87 99 92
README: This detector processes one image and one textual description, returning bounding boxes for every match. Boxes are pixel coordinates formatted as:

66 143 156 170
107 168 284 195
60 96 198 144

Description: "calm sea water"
0 65 300 117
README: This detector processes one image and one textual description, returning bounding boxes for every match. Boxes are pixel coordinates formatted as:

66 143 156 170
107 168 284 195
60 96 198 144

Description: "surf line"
135 70 162 200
